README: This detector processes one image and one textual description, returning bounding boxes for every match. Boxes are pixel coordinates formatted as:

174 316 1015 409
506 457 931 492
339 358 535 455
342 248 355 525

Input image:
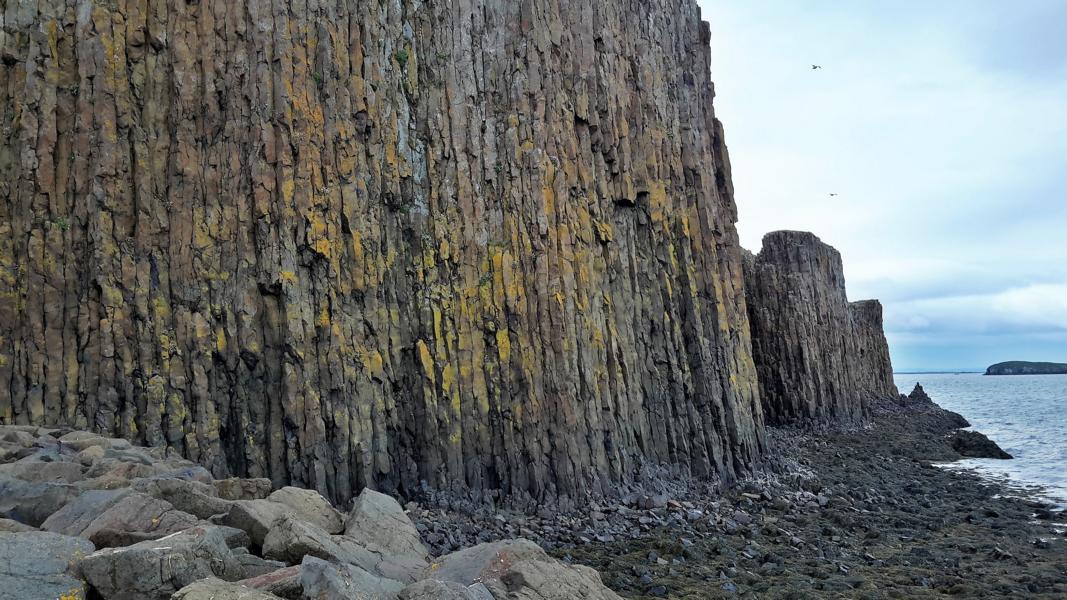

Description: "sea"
893 372 1067 508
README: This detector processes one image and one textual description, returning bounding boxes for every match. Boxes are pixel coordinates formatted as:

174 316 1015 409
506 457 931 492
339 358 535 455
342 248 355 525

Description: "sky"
697 0 1067 370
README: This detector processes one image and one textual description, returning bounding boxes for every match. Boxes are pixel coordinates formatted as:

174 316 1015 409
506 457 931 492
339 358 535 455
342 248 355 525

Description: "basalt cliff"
1 0 893 506
743 232 898 426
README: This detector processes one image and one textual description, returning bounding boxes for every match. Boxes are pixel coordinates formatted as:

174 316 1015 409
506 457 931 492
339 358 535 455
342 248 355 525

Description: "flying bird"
829 193 839 197
812 65 823 70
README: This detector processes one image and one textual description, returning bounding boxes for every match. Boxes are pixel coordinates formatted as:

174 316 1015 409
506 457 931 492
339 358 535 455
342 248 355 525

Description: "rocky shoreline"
409 386 1067 598
1 386 1064 599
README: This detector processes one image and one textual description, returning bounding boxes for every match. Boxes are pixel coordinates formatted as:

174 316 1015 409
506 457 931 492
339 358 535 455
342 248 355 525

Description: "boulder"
172 578 283 599
263 514 426 583
0 457 87 483
261 514 345 566
216 525 253 549
131 477 234 519
0 477 80 526
0 517 38 533
41 489 200 547
267 486 344 534
233 547 289 579
216 478 273 501
76 445 107 466
0 531 95 600
344 489 429 563
218 499 287 548
239 565 302 599
429 539 623 600
298 556 404 600
76 525 242 599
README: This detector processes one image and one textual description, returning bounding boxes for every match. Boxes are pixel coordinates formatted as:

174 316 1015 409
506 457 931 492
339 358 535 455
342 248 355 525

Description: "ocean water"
893 372 1067 508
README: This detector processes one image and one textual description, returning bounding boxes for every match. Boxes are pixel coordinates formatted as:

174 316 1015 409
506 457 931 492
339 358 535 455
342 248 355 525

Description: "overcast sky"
698 0 1067 370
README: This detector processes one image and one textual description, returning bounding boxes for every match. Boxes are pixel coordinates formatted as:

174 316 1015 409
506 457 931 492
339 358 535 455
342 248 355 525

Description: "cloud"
699 0 1067 368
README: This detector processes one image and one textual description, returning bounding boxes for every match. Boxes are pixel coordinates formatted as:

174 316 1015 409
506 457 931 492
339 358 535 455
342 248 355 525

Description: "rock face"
0 0 763 505
744 232 897 426
849 300 899 402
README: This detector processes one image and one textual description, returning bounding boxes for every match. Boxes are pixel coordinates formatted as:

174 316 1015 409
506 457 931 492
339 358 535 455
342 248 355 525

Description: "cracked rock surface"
1 0 762 507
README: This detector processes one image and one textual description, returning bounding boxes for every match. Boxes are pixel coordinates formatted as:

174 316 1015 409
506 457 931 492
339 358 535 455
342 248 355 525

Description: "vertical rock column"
849 300 899 401
744 231 869 426
0 0 763 504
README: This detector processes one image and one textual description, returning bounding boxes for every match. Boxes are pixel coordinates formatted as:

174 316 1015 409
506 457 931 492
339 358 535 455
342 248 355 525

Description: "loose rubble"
405 393 1066 598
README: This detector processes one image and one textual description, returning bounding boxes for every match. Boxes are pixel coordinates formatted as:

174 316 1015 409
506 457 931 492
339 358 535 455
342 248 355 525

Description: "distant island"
985 361 1067 376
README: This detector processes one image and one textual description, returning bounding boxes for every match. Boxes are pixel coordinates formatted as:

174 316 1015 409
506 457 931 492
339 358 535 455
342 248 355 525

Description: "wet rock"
173 578 283 599
77 525 242 600
0 531 95 600
951 431 1013 459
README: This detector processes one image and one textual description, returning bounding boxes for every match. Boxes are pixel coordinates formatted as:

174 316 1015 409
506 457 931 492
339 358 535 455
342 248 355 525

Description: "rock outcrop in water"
743 232 897 426
0 0 763 504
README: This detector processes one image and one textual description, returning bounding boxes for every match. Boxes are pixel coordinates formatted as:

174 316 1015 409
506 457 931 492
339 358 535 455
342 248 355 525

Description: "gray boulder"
41 489 200 547
268 487 344 534
172 578 283 599
0 531 95 600
76 525 242 599
298 556 404 600
0 477 80 526
429 539 623 600
0 457 87 483
263 514 426 583
131 477 234 519
233 547 289 579
344 489 429 563
261 513 344 566
218 499 287 548
0 517 37 533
